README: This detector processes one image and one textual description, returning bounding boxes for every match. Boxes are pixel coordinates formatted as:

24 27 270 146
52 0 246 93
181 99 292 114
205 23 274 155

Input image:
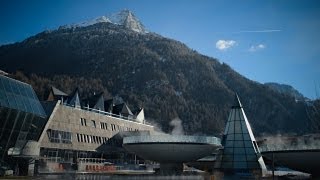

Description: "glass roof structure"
220 94 266 171
0 75 46 117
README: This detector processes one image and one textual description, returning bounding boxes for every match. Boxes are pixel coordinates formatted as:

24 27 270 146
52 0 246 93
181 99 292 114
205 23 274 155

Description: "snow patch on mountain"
59 9 147 33
108 9 147 33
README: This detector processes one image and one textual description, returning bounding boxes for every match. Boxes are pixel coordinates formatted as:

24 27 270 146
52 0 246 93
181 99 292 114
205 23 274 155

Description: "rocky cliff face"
0 11 312 135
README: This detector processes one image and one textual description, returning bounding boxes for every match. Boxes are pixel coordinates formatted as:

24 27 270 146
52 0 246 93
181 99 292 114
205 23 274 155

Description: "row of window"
100 122 108 130
76 133 109 144
80 118 139 132
47 129 140 145
80 118 97 128
111 124 137 132
47 129 72 144
80 118 87 126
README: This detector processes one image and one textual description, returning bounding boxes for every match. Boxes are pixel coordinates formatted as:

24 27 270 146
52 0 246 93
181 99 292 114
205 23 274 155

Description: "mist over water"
259 134 320 151
169 118 184 135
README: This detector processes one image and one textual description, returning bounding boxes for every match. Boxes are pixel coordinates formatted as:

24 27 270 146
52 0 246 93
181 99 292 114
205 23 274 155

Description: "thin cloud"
216 40 236 51
249 44 266 52
233 29 281 34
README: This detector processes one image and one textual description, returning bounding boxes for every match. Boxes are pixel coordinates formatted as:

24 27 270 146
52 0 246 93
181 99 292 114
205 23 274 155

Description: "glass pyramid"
220 94 266 171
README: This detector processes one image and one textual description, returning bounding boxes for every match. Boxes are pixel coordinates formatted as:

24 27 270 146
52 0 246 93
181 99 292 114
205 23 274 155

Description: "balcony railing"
60 102 148 125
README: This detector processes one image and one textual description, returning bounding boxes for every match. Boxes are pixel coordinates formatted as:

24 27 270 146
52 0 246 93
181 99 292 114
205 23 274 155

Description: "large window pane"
235 111 240 120
246 155 257 161
234 134 243 140
234 141 244 147
11 81 21 95
244 140 253 147
15 95 25 110
233 147 246 154
3 78 13 93
22 97 33 112
33 101 43 115
225 141 234 147
18 84 28 97
29 99 38 114
234 121 241 133
234 154 246 161
224 147 233 154
7 94 18 109
245 147 256 154
243 133 251 140
234 161 247 169
25 85 35 99
228 121 234 134
0 77 4 90
0 89 9 107
230 110 235 121
30 87 39 100
226 134 234 141
47 129 72 144
13 111 26 130
241 121 249 134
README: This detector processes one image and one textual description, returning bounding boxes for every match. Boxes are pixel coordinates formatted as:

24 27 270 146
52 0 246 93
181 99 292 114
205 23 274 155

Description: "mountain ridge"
59 9 147 33
0 11 314 135
265 82 307 102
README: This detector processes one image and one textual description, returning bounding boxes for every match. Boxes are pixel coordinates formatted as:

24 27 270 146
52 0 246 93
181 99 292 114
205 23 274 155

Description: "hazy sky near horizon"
1 0 320 99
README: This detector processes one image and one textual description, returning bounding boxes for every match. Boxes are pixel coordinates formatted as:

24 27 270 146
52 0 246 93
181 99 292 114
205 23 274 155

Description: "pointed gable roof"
122 103 133 115
104 98 114 112
47 86 68 101
219 93 266 172
84 92 105 110
133 108 144 123
112 103 133 116
67 87 81 107
51 86 68 96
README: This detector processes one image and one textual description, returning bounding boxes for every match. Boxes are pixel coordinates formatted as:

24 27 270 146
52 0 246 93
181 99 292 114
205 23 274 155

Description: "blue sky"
1 0 320 99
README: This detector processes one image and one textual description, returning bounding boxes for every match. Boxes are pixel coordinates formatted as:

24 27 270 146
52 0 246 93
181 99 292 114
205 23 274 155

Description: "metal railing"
123 135 221 145
259 144 320 152
61 102 148 125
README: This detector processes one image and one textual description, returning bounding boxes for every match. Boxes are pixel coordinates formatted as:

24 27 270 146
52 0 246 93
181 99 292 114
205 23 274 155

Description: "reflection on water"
35 174 207 180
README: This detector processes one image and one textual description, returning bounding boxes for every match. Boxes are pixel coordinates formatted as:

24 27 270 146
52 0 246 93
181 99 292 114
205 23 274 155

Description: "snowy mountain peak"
108 9 147 33
108 9 146 33
59 9 147 33
109 9 133 24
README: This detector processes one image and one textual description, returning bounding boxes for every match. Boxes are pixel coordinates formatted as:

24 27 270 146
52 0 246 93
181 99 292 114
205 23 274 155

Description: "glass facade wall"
0 75 47 161
0 75 46 117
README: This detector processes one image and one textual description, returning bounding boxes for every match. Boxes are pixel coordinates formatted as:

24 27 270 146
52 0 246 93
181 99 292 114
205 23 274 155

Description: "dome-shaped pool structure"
123 135 221 173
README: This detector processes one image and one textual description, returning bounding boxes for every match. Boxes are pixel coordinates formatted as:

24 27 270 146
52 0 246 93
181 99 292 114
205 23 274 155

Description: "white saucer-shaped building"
123 135 221 173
